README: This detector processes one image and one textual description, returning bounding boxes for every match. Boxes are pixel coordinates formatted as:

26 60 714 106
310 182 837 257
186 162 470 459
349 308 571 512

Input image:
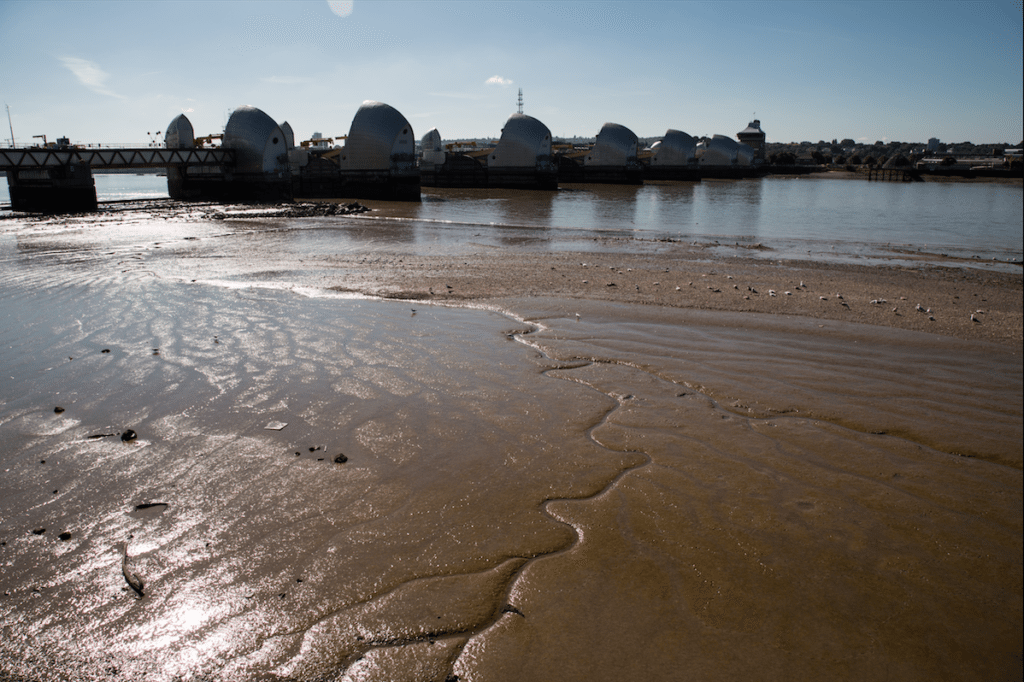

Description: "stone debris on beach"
357 247 1019 344
264 421 288 431
206 202 369 221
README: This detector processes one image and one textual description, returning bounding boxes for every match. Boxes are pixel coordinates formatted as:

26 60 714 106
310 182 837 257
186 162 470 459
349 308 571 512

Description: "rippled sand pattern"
0 218 1020 681
0 275 635 680
458 302 1021 681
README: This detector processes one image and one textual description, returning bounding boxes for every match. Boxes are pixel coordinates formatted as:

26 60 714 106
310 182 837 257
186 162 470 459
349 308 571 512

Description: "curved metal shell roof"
489 113 552 168
164 114 194 149
421 128 443 152
585 123 638 166
697 135 739 165
280 121 295 149
223 105 288 174
339 101 415 171
420 127 446 165
651 129 696 165
420 128 446 165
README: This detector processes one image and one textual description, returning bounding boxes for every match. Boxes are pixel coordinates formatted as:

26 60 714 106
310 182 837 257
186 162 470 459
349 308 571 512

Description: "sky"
1 0 1021 147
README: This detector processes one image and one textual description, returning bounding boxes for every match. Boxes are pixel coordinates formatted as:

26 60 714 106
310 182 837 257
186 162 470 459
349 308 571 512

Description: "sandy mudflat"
0 204 1021 681
329 245 1023 346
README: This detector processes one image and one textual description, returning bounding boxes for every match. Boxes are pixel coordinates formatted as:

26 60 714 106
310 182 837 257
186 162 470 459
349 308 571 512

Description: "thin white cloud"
59 57 124 98
486 75 513 86
328 0 353 18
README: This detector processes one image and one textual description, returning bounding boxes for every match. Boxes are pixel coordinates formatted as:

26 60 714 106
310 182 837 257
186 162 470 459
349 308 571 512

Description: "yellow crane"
193 133 223 148
300 135 346 149
445 140 478 151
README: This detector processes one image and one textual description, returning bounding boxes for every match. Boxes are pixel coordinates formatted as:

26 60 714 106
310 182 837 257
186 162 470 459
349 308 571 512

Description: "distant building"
737 120 766 161
927 137 941 152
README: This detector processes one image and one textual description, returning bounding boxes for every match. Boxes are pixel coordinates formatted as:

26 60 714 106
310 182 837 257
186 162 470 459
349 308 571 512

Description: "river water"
2 173 1021 266
0 175 1021 681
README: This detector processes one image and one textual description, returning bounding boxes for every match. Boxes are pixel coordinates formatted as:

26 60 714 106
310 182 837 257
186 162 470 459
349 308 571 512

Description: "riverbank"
1 203 1020 681
61 198 1012 345
325 244 1023 346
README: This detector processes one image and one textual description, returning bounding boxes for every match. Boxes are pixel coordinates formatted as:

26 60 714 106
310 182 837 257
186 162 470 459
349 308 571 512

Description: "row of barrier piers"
2 103 772 213
1 154 769 214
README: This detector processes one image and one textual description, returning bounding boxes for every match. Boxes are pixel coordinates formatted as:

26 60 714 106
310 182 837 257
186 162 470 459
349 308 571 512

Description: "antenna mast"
517 88 523 114
5 103 14 147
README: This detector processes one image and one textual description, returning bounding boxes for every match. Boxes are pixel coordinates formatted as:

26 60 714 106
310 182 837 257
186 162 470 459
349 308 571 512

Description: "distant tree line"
763 138 1021 168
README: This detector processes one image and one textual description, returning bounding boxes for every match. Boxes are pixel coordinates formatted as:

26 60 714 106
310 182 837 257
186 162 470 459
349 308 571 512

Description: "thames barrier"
1 101 768 213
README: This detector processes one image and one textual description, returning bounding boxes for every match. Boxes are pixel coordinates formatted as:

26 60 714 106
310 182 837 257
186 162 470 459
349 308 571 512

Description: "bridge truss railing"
0 147 235 171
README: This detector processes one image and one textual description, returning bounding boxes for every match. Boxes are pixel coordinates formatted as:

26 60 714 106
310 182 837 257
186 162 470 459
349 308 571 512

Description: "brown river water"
0 202 1020 681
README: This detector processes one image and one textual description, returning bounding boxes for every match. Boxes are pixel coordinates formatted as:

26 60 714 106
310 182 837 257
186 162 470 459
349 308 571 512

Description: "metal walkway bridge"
0 146 234 171
2 146 236 212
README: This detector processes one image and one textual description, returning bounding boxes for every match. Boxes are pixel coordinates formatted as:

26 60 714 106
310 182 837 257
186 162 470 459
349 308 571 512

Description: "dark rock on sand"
208 202 369 221
122 551 145 598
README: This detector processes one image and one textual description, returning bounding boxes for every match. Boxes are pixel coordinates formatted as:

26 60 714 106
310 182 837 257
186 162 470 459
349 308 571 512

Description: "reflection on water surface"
3 175 1020 263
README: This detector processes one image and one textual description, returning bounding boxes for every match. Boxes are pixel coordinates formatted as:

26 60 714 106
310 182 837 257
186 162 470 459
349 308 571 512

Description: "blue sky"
1 0 1021 146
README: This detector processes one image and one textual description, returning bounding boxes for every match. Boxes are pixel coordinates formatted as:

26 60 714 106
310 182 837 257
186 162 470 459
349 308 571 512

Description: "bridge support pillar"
7 163 98 213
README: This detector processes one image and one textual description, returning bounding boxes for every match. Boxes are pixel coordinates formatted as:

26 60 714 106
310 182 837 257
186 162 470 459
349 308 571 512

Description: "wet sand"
0 203 1021 681
333 248 1023 346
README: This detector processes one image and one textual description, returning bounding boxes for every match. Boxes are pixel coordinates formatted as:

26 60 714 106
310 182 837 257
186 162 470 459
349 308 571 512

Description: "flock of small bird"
569 262 987 325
